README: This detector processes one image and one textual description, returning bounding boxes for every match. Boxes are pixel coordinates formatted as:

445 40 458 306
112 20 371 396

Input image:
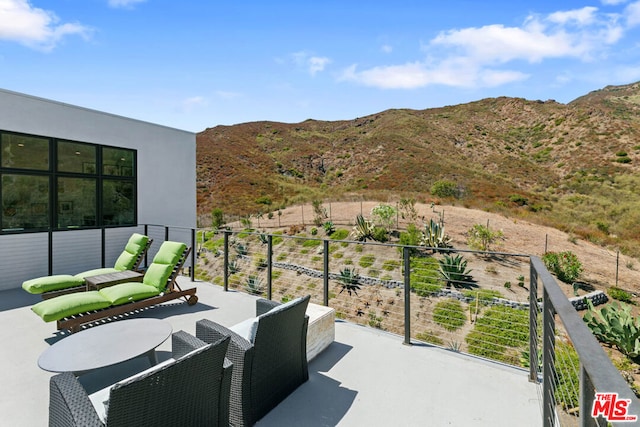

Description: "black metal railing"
40 224 197 281
202 229 640 427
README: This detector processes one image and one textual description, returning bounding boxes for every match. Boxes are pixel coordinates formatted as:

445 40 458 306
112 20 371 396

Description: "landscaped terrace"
1 224 638 426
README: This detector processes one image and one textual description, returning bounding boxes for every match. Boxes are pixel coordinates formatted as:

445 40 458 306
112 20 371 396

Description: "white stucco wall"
0 89 196 290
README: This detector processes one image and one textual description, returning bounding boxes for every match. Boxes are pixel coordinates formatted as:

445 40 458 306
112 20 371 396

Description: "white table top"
38 318 172 373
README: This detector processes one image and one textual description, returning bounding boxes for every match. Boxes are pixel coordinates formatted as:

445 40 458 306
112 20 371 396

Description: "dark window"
103 147 134 177
1 133 49 170
0 130 136 233
57 177 97 229
1 174 49 231
103 180 134 226
58 140 96 174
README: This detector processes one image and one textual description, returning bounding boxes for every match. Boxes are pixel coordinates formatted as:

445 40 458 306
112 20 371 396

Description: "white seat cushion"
229 297 304 344
229 317 259 343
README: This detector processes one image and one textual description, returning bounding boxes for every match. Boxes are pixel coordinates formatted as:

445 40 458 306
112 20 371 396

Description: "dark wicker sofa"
196 295 311 427
48 331 232 427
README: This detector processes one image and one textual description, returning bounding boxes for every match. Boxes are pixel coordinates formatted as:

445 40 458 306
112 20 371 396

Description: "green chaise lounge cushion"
143 241 187 291
99 283 161 306
113 233 150 271
30 240 186 323
73 233 150 279
75 268 120 279
22 233 150 295
22 275 85 294
31 292 111 322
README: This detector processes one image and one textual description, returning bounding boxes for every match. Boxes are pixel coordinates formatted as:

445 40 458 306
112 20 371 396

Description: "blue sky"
1 0 640 132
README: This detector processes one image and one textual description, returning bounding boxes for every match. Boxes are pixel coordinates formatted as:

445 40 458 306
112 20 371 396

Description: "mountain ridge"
196 81 640 255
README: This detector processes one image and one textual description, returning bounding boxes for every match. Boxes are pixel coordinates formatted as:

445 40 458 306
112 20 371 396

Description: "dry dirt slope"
249 201 640 297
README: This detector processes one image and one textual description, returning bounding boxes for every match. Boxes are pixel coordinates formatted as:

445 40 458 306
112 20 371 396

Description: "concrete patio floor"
0 277 542 426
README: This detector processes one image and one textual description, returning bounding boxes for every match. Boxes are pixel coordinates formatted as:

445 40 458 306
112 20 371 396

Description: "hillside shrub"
398 223 422 256
416 330 444 346
359 254 375 268
608 287 633 304
463 289 503 305
382 259 401 271
465 305 528 365
372 226 389 242
430 180 458 198
330 228 349 240
433 300 466 331
542 251 583 283
410 256 441 296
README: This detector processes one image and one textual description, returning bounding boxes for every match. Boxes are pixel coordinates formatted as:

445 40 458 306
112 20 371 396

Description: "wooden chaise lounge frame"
41 238 154 300
57 246 198 333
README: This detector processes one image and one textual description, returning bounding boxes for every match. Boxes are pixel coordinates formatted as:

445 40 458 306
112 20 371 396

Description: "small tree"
542 251 582 284
398 198 418 223
430 180 458 198
466 223 504 252
312 199 328 226
211 208 224 229
371 204 397 232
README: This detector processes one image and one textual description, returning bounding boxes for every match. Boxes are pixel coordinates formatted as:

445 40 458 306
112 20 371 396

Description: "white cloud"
107 0 146 8
0 0 91 51
625 1 640 26
547 7 598 25
340 6 625 90
292 51 331 76
339 59 528 89
381 44 393 54
180 96 208 112
602 0 628 5
308 56 331 75
215 90 242 100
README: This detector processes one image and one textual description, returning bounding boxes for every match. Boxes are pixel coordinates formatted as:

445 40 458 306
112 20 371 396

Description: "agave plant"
583 299 640 359
351 214 374 242
245 275 264 295
234 242 248 256
228 259 240 274
421 219 452 251
438 254 473 288
323 221 335 235
337 267 361 296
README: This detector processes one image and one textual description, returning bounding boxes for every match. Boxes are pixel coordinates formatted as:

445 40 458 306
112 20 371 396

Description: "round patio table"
38 318 172 375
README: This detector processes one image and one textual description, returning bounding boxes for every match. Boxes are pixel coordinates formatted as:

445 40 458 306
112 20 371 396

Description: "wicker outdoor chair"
196 295 310 427
48 330 232 427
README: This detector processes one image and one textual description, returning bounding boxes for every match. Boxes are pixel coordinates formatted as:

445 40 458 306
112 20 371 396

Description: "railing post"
529 259 540 383
223 230 230 292
144 224 149 267
580 365 599 427
323 240 329 306
101 227 106 268
48 228 53 275
190 228 196 281
164 226 169 242
543 287 556 427
403 246 412 346
267 235 273 300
